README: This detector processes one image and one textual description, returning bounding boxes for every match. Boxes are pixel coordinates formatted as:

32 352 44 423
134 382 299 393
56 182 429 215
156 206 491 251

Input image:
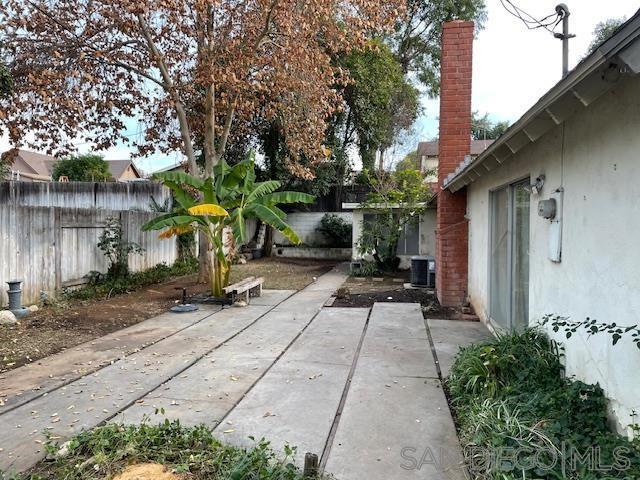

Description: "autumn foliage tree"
1 0 405 284
0 1 403 179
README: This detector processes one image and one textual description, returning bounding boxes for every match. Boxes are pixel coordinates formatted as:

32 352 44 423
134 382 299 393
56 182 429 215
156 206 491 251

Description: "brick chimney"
436 21 474 307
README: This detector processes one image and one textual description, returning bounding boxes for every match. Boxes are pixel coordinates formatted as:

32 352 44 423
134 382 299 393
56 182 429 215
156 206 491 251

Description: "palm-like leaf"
260 191 315 206
142 214 197 231
246 180 281 202
247 204 301 244
163 181 197 210
230 209 246 243
158 225 194 239
188 204 229 217
153 171 204 189
202 177 217 204
222 160 251 189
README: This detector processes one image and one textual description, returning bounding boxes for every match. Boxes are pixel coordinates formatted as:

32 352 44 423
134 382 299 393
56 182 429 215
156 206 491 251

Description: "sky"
408 0 640 159
2 0 639 174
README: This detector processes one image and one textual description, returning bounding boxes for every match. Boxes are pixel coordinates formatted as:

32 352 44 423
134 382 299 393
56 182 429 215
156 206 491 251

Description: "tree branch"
137 13 197 173
216 104 235 160
253 0 279 53
98 58 167 88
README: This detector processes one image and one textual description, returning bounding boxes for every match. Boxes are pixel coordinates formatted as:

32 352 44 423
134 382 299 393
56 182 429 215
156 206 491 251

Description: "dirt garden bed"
330 272 475 320
0 258 336 374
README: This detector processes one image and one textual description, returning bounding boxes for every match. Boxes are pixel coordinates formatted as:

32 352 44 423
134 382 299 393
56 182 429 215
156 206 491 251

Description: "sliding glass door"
489 180 530 331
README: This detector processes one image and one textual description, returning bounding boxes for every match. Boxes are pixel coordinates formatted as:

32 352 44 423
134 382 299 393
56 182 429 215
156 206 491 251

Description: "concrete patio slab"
323 303 466 480
0 263 475 480
214 308 369 464
356 302 437 379
0 304 272 473
249 289 296 306
0 305 222 411
428 319 493 377
114 282 352 431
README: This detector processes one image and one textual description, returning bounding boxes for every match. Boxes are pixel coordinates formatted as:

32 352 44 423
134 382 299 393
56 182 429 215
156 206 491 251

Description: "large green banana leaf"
247 204 301 244
260 191 315 206
246 180 281 202
152 171 204 189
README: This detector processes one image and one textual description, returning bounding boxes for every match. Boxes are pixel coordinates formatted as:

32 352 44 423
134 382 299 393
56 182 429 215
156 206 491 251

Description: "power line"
499 0 563 35
500 1 557 32
66 125 149 148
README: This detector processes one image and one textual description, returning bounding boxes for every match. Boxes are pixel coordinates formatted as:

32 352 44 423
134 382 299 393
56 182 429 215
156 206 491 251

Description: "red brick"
435 20 473 307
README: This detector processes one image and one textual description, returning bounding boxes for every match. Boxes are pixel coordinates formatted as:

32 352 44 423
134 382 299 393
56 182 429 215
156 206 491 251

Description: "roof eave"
444 10 640 193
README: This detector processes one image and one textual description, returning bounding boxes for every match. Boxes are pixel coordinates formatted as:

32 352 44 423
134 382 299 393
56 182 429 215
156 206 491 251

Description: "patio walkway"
0 265 491 479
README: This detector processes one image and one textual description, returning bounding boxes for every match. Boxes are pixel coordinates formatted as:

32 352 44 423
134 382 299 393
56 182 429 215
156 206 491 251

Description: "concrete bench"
224 276 264 304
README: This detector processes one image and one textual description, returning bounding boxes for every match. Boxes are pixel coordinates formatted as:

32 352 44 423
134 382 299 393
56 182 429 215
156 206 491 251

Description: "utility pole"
554 4 575 77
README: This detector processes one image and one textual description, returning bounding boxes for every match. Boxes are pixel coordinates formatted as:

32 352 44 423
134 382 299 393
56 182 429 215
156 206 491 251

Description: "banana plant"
142 156 314 297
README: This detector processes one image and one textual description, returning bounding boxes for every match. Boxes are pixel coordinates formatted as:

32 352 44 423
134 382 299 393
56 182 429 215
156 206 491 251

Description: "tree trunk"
209 249 229 298
203 84 216 177
263 225 273 257
197 230 209 284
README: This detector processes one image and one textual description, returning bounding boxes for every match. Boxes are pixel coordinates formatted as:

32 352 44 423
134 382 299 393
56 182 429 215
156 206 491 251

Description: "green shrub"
351 260 379 277
448 329 563 406
17 420 322 480
317 213 352 247
97 217 144 279
51 154 111 182
64 258 198 301
448 328 640 479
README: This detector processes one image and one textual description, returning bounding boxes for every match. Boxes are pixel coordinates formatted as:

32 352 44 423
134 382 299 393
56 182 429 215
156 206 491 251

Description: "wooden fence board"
0 205 177 306
0 181 171 211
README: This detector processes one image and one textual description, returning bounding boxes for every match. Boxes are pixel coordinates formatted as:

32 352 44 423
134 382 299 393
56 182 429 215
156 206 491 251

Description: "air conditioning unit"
410 256 435 288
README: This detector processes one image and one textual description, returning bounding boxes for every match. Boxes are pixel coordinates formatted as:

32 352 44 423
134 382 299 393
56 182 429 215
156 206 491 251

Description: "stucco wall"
465 73 640 433
351 208 436 269
273 212 352 246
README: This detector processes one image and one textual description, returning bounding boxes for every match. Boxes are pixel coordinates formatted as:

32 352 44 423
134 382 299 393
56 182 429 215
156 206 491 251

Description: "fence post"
54 208 62 291
119 210 131 272
303 452 319 477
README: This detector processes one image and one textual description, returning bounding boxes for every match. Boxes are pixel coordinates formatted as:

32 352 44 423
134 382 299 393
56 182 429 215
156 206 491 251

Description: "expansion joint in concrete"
318 307 372 473
97 306 284 428
425 317 444 382
212 309 326 429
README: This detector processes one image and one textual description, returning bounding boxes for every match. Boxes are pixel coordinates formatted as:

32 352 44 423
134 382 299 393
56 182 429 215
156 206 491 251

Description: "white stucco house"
441 12 640 434
343 202 436 270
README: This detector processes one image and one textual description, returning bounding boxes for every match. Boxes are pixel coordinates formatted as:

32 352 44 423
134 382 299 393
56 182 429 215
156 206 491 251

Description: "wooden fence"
0 181 171 211
0 205 177 306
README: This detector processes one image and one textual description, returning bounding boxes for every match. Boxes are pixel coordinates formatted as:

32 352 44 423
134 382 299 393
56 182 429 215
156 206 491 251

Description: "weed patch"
7 420 323 480
64 258 198 301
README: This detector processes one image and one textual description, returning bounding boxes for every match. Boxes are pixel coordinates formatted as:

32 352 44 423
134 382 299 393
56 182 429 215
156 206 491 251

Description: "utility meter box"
538 198 557 219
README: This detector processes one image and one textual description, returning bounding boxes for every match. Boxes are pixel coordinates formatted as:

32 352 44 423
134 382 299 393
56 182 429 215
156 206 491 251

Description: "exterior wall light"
524 174 545 195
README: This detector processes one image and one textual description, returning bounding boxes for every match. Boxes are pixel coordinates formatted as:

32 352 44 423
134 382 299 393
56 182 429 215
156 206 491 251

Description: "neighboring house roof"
152 161 189 174
2 148 142 181
6 149 56 176
444 8 640 192
106 159 142 180
417 139 494 158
